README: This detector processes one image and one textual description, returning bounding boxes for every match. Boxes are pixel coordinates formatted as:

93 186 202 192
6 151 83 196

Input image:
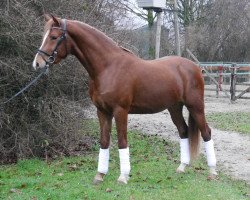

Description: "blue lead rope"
1 66 48 105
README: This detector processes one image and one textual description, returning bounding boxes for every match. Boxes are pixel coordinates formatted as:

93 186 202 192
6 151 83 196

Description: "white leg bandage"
180 138 190 165
97 148 109 174
119 147 131 176
204 139 216 167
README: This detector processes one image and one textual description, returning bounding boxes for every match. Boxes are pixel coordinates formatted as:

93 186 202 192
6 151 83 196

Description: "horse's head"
32 14 68 70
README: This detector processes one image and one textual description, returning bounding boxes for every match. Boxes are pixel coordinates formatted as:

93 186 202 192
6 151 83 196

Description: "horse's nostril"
36 62 39 67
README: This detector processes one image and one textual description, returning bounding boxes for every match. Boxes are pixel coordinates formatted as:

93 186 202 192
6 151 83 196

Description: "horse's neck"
68 21 121 78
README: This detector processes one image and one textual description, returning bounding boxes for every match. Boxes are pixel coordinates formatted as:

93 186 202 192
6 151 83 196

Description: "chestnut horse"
33 15 217 184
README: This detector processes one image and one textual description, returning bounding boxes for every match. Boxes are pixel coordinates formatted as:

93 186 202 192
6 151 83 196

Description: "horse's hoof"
176 163 187 173
207 167 218 180
176 168 184 173
93 173 104 185
117 174 129 184
209 167 218 176
207 174 218 181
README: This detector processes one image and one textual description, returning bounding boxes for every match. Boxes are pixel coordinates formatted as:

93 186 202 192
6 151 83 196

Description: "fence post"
216 84 219 98
216 71 219 98
230 64 237 101
216 66 218 97
216 65 223 98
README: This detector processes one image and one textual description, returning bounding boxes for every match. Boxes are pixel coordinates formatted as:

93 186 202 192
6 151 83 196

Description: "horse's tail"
188 113 200 160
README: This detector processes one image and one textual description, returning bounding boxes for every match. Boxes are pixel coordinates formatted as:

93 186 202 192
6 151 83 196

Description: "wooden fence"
199 63 250 101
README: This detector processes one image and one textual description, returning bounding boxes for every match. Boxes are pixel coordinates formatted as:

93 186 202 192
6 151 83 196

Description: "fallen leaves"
9 188 21 194
105 188 112 193
57 172 64 176
68 164 78 171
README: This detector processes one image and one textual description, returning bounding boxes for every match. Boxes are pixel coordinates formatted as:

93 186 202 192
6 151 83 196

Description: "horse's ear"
50 15 60 27
44 14 51 22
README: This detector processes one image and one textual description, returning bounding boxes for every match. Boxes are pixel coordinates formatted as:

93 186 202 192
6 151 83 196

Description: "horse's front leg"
93 109 112 185
114 107 131 184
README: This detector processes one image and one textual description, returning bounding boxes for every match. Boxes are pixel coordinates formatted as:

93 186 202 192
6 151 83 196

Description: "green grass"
0 120 249 200
207 112 250 134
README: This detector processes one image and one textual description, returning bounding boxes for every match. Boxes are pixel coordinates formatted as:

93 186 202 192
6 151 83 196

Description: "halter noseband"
37 19 67 66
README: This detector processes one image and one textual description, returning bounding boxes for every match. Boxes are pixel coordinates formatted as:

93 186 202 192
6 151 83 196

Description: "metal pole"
155 11 162 59
173 0 181 56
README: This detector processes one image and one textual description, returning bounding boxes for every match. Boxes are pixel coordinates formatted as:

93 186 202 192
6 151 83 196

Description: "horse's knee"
118 141 128 149
100 139 110 149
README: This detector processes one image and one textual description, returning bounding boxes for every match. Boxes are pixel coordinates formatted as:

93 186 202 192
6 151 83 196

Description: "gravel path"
84 97 250 184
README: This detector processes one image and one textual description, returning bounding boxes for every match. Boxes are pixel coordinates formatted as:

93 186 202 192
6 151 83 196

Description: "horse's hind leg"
93 110 113 185
168 104 190 173
187 105 217 177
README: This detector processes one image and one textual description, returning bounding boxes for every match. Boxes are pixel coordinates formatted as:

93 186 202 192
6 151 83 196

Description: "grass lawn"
0 120 249 200
207 112 250 134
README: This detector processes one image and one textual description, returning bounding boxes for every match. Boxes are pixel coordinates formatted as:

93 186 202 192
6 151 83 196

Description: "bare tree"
187 0 249 61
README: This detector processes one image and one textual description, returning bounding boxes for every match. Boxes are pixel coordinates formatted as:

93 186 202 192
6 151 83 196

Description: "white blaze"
32 30 50 69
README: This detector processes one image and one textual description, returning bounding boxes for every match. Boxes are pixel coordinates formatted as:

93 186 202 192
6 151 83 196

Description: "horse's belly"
130 87 181 114
129 105 166 114
129 96 176 114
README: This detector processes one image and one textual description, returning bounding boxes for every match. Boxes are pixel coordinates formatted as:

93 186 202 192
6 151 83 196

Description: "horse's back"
150 56 200 72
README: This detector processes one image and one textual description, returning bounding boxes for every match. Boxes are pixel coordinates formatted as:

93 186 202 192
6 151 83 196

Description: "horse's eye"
50 36 57 40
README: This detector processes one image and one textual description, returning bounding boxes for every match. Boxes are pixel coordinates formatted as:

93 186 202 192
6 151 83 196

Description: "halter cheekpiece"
37 19 67 66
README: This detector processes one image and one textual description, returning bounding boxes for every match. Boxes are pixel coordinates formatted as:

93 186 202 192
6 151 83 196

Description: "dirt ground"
83 97 250 184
